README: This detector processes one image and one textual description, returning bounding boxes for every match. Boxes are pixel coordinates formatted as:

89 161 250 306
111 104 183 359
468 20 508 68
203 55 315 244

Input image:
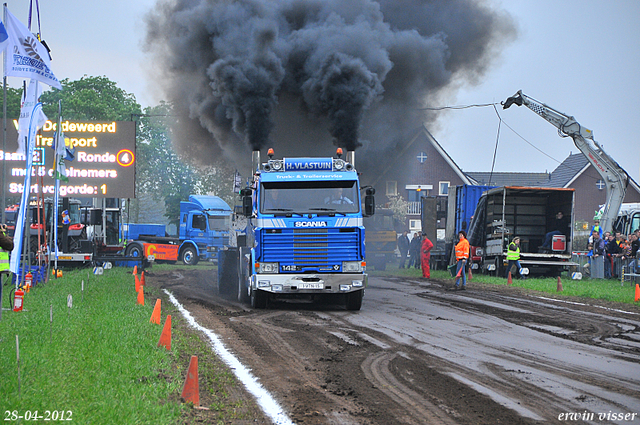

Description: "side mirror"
364 187 375 217
240 188 253 217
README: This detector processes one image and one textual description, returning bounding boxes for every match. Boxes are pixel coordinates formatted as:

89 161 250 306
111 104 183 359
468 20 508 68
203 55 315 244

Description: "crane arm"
502 90 628 232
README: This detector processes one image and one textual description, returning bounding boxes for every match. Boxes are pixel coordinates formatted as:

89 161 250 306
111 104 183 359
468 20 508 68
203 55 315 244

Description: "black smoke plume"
144 0 515 167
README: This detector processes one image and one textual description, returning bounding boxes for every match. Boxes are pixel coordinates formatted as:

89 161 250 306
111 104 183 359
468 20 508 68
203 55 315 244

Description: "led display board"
1 120 136 198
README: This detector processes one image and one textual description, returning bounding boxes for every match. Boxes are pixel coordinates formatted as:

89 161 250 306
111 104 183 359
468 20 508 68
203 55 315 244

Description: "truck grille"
261 228 360 266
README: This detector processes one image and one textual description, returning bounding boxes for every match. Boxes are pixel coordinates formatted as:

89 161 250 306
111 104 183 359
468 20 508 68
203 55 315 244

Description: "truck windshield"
208 215 230 232
261 180 360 215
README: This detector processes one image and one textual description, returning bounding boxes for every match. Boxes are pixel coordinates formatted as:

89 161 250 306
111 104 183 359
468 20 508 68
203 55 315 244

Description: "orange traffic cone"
455 265 462 278
150 299 161 324
635 283 639 302
135 274 141 293
158 315 172 350
181 355 200 406
133 265 137 275
507 271 513 285
137 287 144 306
141 271 146 287
557 276 563 292
468 268 473 281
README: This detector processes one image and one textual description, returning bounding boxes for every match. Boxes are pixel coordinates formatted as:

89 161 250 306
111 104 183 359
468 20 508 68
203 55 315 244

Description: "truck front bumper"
251 273 367 294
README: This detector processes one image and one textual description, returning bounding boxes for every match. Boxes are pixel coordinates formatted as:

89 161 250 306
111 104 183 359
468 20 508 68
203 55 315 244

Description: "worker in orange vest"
421 234 434 278
454 230 470 290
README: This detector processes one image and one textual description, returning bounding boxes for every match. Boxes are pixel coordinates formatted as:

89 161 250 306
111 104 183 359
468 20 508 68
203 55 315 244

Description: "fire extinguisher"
25 272 33 293
13 288 24 312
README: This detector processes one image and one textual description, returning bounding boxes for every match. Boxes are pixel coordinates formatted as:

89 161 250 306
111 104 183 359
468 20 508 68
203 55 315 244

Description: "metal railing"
407 202 421 215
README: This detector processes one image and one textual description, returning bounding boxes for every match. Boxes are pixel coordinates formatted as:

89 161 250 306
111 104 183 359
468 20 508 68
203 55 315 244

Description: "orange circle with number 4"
117 149 135 167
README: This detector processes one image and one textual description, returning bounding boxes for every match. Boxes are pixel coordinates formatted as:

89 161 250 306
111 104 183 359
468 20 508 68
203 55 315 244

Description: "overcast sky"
3 0 639 181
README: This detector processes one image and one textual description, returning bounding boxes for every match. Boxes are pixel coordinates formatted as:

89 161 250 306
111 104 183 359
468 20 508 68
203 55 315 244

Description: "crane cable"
423 101 595 182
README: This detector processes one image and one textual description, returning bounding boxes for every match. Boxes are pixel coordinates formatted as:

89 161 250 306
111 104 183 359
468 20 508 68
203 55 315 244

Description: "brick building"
361 126 640 237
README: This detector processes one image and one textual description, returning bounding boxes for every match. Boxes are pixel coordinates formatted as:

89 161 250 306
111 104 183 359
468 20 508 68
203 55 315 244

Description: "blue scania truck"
219 150 375 310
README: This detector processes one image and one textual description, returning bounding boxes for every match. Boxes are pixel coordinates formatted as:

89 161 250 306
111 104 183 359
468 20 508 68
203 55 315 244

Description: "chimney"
252 150 261 174
346 151 355 168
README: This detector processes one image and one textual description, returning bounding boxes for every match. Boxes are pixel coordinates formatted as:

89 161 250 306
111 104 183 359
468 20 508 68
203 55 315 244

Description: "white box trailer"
467 186 579 277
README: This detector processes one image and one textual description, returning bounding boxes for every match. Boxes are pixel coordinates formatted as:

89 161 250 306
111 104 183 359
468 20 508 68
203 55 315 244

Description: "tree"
2 86 23 118
136 102 235 227
40 75 142 120
386 195 409 224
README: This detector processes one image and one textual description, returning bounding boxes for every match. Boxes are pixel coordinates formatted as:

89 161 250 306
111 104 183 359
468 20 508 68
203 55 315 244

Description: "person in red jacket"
421 235 434 278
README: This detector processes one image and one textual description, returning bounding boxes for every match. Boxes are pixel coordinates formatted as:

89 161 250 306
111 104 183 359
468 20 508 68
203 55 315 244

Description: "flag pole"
52 100 62 275
2 4 8 226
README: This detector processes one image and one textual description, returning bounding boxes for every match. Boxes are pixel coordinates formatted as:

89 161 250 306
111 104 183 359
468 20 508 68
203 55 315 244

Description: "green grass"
369 262 640 305
1 268 183 423
0 265 255 424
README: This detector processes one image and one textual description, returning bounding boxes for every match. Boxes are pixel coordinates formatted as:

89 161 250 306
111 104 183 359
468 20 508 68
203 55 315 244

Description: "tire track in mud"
361 351 459 425
418 285 640 355
151 269 640 424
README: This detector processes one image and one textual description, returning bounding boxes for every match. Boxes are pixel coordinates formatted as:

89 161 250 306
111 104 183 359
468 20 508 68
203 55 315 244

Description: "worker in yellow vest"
0 223 14 317
506 236 523 279
0 224 13 269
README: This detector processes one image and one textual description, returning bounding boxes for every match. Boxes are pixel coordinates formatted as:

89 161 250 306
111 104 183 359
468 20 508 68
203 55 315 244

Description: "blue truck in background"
123 195 231 265
219 150 375 310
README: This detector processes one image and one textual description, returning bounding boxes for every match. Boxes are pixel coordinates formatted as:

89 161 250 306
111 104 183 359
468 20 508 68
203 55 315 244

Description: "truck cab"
222 149 374 310
178 195 232 264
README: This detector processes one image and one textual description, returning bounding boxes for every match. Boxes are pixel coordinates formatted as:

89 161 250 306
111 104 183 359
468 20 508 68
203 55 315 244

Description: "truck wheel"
495 258 503 277
237 247 251 304
181 246 199 265
250 289 267 309
218 249 238 298
125 243 143 258
346 289 363 311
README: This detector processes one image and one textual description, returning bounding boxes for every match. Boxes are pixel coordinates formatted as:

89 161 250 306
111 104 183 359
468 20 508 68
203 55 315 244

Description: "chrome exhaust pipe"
252 150 261 174
346 151 355 168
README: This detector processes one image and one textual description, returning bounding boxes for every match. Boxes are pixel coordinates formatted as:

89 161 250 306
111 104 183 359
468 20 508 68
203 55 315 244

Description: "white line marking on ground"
534 296 639 315
164 289 295 425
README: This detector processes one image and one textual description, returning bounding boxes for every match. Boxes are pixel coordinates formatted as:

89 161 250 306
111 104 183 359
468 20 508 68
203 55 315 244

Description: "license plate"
298 283 323 290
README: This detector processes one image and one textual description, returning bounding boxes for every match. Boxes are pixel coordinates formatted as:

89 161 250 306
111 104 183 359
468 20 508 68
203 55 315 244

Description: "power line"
419 102 501 111
425 101 598 182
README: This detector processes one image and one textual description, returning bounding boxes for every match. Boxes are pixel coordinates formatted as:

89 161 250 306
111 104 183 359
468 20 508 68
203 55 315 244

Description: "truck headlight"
256 262 279 273
342 261 363 272
475 248 483 256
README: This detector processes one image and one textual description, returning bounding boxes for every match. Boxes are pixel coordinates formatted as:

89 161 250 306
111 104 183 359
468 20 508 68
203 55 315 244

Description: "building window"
417 152 428 163
596 179 605 190
439 181 450 196
407 189 421 203
386 181 397 196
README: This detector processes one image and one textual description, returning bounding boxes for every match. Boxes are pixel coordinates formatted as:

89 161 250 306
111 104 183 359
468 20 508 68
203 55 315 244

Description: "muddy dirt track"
147 267 640 425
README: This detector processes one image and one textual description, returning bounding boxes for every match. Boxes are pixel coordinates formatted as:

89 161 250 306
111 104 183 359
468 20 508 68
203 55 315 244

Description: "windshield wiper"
266 208 303 217
309 208 346 216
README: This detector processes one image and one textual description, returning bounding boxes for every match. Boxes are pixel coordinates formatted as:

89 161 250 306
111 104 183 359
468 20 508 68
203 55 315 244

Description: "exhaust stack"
252 150 261 174
346 151 355 168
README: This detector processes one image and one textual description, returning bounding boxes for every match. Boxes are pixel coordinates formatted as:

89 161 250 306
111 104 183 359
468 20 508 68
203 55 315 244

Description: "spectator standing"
629 233 640 273
591 230 606 279
605 233 621 278
408 232 422 268
420 235 434 278
397 230 410 269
